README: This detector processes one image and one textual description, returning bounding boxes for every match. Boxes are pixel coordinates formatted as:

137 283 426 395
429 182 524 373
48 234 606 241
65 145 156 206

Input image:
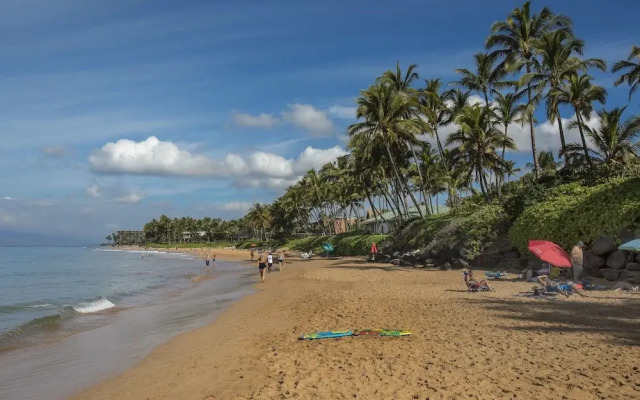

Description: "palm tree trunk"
384 142 423 217
365 188 387 224
555 110 569 165
409 147 430 215
434 126 445 160
526 64 539 179
574 111 593 168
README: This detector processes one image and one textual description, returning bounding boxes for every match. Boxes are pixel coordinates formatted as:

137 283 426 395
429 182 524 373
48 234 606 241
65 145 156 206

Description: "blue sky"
0 0 638 243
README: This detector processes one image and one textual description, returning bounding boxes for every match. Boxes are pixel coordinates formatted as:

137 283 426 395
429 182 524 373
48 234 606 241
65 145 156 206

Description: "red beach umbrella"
528 240 572 267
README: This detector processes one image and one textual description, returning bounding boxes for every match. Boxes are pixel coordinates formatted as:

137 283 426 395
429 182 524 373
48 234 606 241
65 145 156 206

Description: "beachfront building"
360 206 448 234
181 231 208 242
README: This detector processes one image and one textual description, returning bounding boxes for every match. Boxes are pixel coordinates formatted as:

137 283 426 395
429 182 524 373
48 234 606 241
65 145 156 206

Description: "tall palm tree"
447 105 517 198
612 45 640 102
486 1 572 178
454 52 506 114
348 83 424 217
551 74 607 167
493 91 524 160
564 107 640 166
526 30 606 162
419 79 454 159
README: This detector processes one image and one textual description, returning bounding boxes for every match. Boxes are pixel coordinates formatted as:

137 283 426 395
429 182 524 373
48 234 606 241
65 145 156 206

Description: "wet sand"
71 250 640 399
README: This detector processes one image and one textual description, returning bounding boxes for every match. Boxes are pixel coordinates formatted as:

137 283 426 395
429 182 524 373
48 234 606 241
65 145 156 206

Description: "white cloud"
1 196 15 200
89 137 348 190
115 191 144 204
293 146 348 173
247 152 293 178
89 136 221 177
42 145 66 156
328 105 357 120
85 184 101 198
282 104 334 136
221 201 253 212
231 111 279 129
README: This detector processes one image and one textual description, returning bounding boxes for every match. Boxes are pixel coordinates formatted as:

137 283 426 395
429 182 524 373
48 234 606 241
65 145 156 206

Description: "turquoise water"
0 247 255 400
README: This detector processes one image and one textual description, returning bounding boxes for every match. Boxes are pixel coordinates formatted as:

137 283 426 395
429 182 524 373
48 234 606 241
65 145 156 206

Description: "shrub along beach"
88 2 640 399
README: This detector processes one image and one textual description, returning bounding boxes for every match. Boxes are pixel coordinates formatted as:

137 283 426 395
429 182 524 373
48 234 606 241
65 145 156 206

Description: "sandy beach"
70 249 640 399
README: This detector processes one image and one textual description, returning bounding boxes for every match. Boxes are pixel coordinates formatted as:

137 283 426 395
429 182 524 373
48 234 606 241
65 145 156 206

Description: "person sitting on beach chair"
464 269 493 292
536 275 586 297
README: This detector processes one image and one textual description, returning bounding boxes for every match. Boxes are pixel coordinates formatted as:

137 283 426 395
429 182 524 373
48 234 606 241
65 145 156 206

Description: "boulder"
382 255 391 263
503 251 520 260
591 236 616 256
626 262 640 271
620 270 640 283
439 262 452 271
584 252 606 270
392 251 400 258
451 259 470 270
636 253 640 263
400 259 414 267
607 251 628 269
601 268 621 281
390 258 401 266
589 267 604 278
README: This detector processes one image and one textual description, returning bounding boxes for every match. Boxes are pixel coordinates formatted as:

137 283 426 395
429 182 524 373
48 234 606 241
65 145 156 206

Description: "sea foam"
73 298 116 314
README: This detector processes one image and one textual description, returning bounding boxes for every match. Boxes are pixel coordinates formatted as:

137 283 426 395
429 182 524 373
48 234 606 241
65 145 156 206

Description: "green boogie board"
299 330 352 340
353 329 412 337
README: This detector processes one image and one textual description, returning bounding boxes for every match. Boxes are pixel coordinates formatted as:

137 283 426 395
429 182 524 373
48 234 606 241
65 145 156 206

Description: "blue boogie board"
299 330 352 340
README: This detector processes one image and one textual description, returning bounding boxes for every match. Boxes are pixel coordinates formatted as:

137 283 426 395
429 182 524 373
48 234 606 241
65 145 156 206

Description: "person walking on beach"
205 252 210 266
371 242 378 261
278 250 285 272
250 248 255 261
571 241 585 281
267 251 274 273
257 251 268 283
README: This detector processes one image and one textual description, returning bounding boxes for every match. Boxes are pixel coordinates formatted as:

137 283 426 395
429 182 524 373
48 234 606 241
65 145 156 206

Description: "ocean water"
0 246 255 400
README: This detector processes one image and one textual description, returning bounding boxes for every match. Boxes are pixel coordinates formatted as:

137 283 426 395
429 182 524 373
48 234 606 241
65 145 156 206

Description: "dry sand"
71 249 640 399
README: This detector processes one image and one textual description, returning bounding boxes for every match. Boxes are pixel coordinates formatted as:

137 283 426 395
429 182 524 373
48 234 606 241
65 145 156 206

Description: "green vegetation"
119 2 639 259
510 177 640 254
388 204 508 260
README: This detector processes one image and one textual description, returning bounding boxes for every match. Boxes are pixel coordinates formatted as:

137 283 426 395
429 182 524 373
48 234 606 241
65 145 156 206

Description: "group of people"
251 248 285 283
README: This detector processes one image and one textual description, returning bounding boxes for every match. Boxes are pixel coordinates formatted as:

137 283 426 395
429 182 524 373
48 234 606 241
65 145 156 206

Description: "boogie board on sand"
353 329 412 337
299 330 353 340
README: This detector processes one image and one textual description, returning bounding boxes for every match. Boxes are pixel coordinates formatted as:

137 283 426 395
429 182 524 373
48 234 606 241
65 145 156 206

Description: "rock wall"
584 236 640 283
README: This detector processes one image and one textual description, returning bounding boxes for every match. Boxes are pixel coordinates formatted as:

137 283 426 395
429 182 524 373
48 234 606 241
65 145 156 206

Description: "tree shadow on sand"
465 297 640 345
326 260 415 272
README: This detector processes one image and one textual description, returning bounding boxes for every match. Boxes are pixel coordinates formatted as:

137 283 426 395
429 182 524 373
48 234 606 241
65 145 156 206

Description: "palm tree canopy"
486 1 572 70
565 107 640 165
612 45 640 100
550 74 607 119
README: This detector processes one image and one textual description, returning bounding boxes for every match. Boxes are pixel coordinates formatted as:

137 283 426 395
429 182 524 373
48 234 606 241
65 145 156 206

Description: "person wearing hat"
571 241 585 281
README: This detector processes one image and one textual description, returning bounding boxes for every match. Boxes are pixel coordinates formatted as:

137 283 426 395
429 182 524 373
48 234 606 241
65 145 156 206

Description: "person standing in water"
205 252 210 266
267 251 274 273
278 250 285 271
257 251 268 283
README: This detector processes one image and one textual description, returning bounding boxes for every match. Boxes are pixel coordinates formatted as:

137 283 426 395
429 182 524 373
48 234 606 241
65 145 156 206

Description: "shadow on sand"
465 296 640 345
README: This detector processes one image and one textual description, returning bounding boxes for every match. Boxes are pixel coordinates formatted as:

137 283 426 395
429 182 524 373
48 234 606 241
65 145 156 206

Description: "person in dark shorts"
257 251 268 283
267 251 274 273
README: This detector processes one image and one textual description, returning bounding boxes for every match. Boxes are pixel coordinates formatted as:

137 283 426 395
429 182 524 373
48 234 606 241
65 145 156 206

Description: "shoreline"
71 250 640 399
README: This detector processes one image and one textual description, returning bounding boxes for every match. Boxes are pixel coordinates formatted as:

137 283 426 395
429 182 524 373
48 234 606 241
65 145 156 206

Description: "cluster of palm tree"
135 2 640 242
141 215 245 243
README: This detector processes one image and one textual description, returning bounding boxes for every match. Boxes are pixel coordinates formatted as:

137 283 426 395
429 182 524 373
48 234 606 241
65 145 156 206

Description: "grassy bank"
144 232 387 257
